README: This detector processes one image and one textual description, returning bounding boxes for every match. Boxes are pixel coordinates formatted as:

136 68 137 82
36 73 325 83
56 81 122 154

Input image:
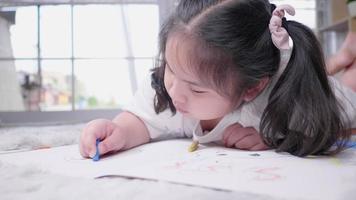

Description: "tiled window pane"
0 60 34 111
40 5 71 58
73 5 127 58
125 4 159 57
15 60 40 111
9 6 38 58
40 60 72 111
74 59 133 109
134 58 154 86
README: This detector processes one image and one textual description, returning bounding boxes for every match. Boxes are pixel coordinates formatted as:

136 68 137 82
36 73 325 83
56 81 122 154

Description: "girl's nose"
169 80 187 105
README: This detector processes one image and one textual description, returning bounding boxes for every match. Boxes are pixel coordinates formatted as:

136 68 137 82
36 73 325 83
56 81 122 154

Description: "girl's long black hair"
260 21 351 156
151 0 351 156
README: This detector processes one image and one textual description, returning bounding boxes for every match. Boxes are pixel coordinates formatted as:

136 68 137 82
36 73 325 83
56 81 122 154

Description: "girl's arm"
79 111 150 158
111 111 150 150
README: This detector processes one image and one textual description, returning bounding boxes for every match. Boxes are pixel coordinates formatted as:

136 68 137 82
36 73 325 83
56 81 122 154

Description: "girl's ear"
242 77 270 102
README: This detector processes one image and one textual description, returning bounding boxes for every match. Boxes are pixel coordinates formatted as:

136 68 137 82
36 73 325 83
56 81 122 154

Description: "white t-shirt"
124 54 356 144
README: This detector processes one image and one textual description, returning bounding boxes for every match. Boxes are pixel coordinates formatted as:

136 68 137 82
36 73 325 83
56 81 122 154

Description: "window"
0 2 159 113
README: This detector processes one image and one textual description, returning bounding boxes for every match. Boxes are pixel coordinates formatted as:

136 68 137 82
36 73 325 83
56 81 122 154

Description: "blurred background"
0 0 350 125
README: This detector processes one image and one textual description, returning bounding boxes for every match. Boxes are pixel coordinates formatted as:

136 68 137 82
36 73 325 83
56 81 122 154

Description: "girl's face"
164 35 238 121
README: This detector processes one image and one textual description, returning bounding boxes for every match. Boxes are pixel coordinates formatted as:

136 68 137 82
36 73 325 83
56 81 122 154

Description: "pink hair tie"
269 4 295 50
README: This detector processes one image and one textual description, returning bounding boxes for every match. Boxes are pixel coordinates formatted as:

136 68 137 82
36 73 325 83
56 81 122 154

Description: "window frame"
0 0 175 125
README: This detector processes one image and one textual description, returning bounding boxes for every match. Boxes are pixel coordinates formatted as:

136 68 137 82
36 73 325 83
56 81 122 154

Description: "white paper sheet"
1 139 355 200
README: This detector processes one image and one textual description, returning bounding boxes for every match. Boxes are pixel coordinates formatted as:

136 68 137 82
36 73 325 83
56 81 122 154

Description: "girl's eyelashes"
191 88 207 94
165 63 209 94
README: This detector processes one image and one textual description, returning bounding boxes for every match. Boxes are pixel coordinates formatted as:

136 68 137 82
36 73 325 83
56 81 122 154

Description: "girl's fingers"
250 142 270 151
223 125 268 150
79 141 87 158
82 128 101 158
225 128 252 148
235 132 269 150
226 127 257 147
222 123 243 144
234 134 259 150
79 119 114 158
79 126 92 158
98 128 126 155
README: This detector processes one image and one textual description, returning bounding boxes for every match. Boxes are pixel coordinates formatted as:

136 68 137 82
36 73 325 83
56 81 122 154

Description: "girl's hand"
327 32 356 75
79 119 127 158
222 122 269 151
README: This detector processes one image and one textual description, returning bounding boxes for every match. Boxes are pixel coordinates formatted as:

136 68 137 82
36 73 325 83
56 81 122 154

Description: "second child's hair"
150 0 351 156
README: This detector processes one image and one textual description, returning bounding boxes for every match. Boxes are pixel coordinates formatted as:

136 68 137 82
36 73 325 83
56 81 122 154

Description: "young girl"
80 0 356 157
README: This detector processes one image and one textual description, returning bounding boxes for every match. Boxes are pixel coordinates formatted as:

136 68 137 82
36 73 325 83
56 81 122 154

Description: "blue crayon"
335 140 356 149
345 141 356 149
93 139 100 161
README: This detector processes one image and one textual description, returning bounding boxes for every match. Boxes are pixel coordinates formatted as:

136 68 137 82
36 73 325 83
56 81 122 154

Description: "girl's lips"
176 107 188 114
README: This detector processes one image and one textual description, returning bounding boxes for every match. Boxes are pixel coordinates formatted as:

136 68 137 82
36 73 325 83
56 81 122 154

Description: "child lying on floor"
80 0 356 158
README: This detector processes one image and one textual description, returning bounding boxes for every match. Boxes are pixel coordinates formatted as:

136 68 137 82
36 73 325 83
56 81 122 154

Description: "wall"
0 15 25 111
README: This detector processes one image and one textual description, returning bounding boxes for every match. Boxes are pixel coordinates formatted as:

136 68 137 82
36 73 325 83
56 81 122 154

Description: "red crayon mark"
164 161 187 170
206 165 217 172
252 167 282 181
